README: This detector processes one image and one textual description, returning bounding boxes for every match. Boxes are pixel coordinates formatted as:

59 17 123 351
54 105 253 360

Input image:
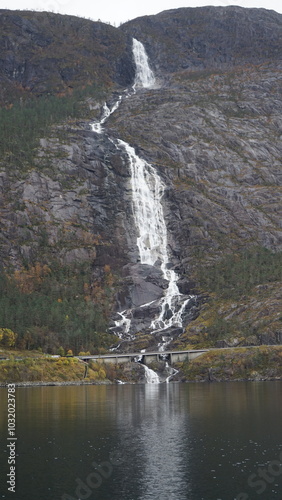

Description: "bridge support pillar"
143 353 159 365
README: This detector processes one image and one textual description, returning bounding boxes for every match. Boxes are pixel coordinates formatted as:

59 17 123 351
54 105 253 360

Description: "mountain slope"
106 60 282 349
114 6 282 350
121 6 282 76
0 9 134 104
0 7 281 353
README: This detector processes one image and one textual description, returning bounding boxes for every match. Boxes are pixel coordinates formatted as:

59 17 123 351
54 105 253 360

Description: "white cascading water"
91 39 192 349
117 138 192 331
113 309 131 335
91 95 123 134
132 38 156 89
91 38 154 134
143 364 160 384
165 362 179 384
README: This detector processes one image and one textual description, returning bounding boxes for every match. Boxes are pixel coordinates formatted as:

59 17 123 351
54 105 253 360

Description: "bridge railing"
76 349 208 365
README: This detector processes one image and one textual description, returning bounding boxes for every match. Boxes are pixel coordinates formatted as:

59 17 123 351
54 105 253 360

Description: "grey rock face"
0 10 135 102
121 6 282 77
0 123 137 276
120 263 167 307
107 63 282 274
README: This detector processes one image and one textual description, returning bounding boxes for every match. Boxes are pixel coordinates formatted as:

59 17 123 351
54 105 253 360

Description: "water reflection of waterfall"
91 38 193 343
113 384 191 499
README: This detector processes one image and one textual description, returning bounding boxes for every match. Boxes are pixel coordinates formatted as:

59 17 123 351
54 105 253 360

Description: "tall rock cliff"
0 7 281 353
0 10 135 103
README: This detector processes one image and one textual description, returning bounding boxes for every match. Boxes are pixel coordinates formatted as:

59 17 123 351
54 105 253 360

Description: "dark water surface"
0 381 281 500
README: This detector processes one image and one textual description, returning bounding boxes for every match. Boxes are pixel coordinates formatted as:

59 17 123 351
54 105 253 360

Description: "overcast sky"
2 0 282 26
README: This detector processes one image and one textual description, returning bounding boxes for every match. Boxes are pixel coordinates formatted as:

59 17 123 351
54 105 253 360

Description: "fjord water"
0 382 281 500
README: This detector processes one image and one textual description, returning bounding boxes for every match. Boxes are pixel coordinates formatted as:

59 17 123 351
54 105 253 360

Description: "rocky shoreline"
1 346 282 387
0 380 113 387
1 375 281 388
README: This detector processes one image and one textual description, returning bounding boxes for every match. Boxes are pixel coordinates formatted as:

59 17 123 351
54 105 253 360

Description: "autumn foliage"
13 263 51 294
0 328 17 347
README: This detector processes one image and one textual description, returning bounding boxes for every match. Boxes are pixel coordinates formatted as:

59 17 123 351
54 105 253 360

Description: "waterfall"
117 139 191 331
91 38 155 134
114 309 131 336
117 140 167 267
91 38 193 342
132 38 156 89
165 362 179 384
143 364 160 384
91 95 123 134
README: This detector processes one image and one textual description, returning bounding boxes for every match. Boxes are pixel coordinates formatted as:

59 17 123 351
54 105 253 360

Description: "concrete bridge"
76 349 208 365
